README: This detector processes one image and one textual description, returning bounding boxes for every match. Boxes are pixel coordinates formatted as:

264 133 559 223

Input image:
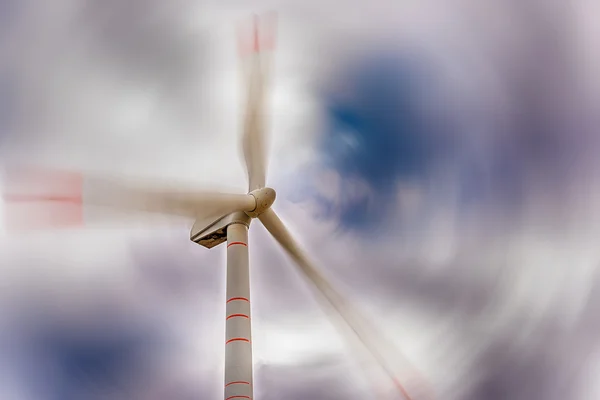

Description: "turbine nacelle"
188 187 275 248
246 187 276 218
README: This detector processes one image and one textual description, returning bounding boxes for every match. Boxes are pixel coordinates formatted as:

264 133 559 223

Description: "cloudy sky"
1 0 600 399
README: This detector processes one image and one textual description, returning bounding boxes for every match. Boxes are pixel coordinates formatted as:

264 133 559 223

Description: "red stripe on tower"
226 338 250 345
225 381 251 388
226 314 250 320
227 241 247 248
226 297 249 303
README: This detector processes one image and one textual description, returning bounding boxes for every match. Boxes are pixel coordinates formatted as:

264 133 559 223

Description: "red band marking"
394 378 414 400
3 195 82 204
226 338 250 344
225 396 251 400
227 241 247 248
227 297 249 303
226 314 249 320
225 381 251 388
253 15 260 52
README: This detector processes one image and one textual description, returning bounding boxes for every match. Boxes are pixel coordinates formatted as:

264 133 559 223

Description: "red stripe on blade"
3 195 82 204
394 378 414 400
252 15 260 52
2 166 85 231
227 241 247 248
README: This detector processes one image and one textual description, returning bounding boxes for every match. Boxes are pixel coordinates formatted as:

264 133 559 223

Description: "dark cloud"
309 1 592 233
314 52 443 231
73 0 207 97
462 323 594 400
337 256 494 319
128 229 222 298
0 0 20 144
31 323 156 400
0 0 19 33
1 297 167 399
320 54 435 183
0 234 220 400
5 0 211 155
0 71 16 140
481 2 581 203
326 247 600 400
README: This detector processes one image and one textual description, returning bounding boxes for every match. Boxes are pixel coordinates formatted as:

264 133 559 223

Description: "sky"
1 0 600 399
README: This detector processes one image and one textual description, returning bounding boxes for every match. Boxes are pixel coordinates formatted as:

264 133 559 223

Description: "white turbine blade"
83 175 255 218
258 208 425 400
238 14 276 191
1 165 256 231
242 54 266 191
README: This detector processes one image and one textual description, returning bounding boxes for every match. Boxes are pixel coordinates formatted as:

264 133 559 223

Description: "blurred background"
1 0 600 399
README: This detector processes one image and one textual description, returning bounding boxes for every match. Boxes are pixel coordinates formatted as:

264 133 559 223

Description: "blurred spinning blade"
259 208 432 400
1 165 256 231
239 14 276 191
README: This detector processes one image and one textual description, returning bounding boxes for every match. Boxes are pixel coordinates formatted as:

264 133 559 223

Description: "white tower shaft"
224 222 253 400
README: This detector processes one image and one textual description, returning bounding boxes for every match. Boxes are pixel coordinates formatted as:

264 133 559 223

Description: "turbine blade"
237 14 277 191
84 177 256 218
258 208 429 400
1 165 256 231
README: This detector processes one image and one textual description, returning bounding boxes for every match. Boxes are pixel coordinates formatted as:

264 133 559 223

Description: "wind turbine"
2 14 430 400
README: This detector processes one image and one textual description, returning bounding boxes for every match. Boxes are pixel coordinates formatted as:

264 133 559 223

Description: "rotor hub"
246 187 276 218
